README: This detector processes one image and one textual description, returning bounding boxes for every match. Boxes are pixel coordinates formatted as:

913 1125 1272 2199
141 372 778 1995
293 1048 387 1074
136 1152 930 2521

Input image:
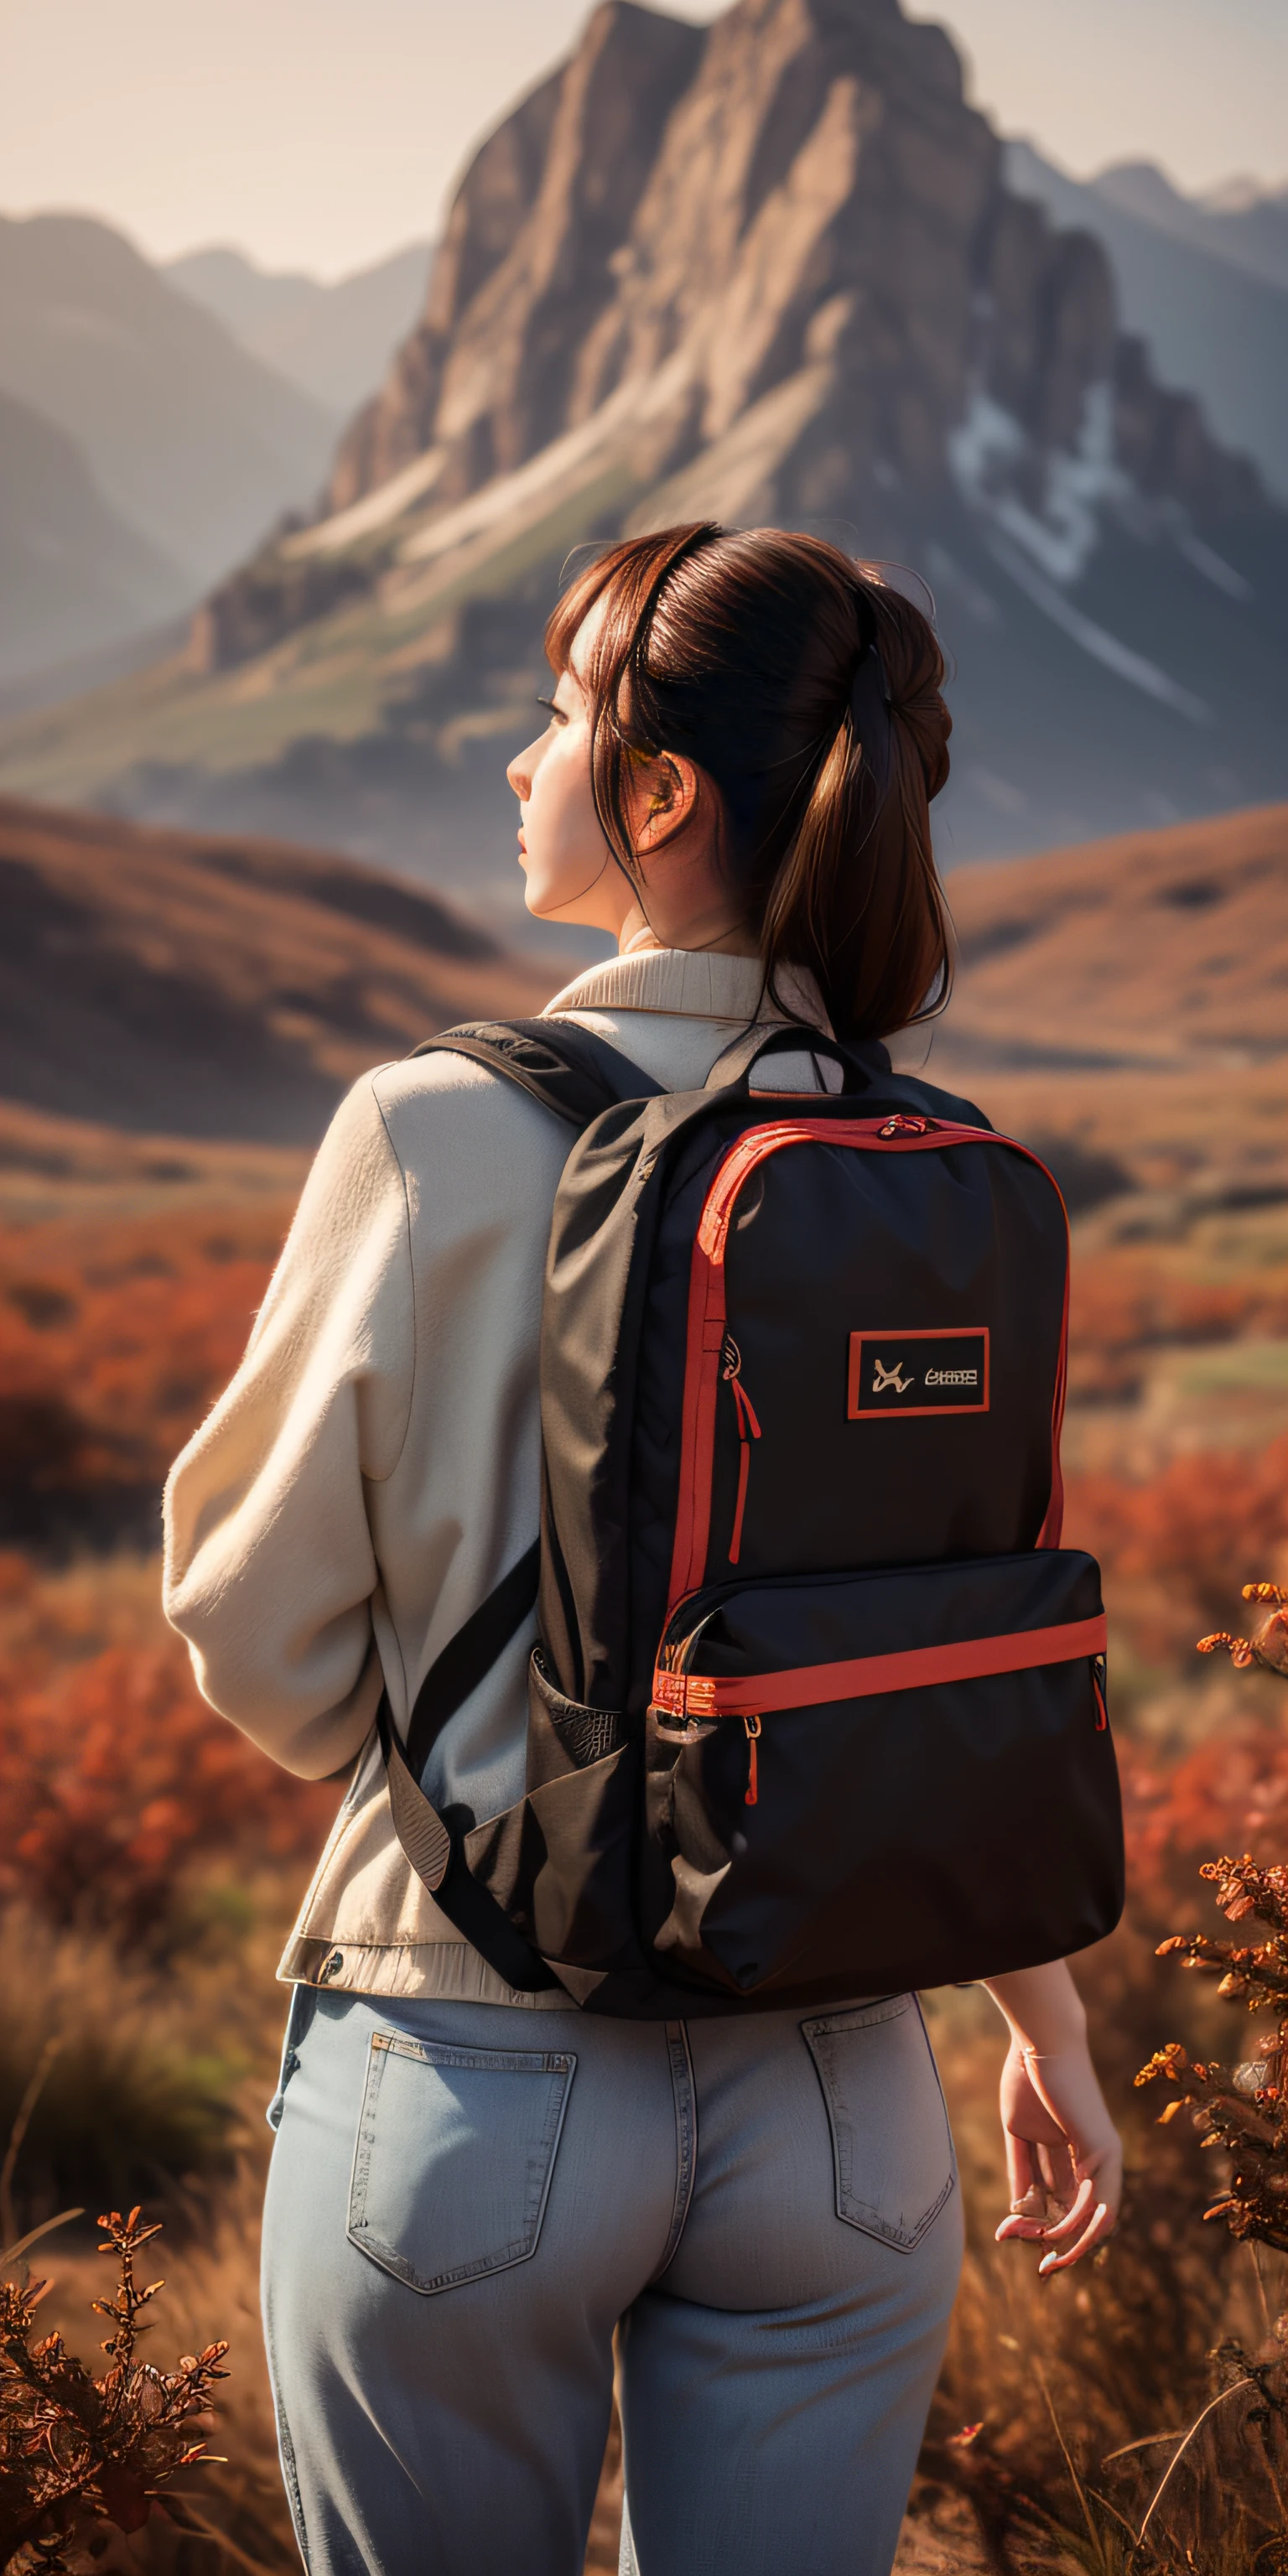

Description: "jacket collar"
543 944 832 1031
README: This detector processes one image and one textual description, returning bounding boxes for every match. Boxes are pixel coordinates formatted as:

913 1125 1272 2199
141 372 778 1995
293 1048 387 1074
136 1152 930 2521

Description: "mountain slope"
4 0 1286 874
1005 143 1288 501
1095 163 1288 298
165 242 433 414
0 215 339 595
0 389 189 684
928 798 1288 1219
940 797 1288 1067
0 794 561 1141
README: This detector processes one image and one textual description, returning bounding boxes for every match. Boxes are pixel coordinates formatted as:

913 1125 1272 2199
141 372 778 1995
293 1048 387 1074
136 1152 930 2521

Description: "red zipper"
1092 1656 1109 1730
665 1117 1070 1610
722 1335 761 1563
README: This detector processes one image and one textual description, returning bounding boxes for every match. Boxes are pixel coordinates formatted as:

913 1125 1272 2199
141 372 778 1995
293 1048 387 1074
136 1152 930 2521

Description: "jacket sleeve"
163 1072 416 1779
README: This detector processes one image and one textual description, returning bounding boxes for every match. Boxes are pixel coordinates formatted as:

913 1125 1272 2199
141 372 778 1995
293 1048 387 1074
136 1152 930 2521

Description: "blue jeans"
262 1985 962 2576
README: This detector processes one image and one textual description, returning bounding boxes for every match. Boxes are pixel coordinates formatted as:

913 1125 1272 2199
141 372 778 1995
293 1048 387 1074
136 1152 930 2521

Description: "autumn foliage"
1140 1853 1288 2258
1065 1432 1288 1654
0 1641 340 1949
0 1203 290 1549
1067 1249 1288 1405
1 2209 228 2575
0 1623 338 1948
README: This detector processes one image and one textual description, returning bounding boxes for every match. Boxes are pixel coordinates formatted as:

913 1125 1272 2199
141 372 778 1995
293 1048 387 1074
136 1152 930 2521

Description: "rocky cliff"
324 0 1258 551
330 5 704 509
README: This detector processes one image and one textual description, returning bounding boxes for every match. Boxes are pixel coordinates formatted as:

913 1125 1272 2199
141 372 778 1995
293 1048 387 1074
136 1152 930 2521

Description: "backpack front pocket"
644 1547 1123 2003
347 2030 575 2294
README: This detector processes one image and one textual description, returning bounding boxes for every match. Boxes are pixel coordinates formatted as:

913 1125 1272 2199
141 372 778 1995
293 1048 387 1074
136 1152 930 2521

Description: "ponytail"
544 523 953 1041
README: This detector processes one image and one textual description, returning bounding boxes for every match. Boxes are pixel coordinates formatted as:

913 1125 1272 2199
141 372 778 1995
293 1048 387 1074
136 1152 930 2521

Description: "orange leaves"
0 1198 337 1940
1140 1856 1288 2257
1198 1587 1288 1680
0 1629 338 1945
1067 1247 1288 1405
1064 1433 1288 1652
0 2209 229 2571
1121 1730 1288 1932
0 1202 291 1545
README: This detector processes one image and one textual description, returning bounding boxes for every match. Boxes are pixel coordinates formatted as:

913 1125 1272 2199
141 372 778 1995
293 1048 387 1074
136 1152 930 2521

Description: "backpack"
376 1015 1124 2018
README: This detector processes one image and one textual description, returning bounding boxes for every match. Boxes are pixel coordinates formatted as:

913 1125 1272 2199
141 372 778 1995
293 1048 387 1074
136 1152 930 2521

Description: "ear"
630 752 702 856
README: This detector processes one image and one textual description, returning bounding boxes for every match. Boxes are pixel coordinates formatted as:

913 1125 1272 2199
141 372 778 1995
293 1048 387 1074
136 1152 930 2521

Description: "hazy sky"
3 0 1284 280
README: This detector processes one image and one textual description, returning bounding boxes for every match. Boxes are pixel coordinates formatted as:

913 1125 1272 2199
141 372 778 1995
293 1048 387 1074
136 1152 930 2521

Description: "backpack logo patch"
848 1328 990 1420
872 1357 915 1395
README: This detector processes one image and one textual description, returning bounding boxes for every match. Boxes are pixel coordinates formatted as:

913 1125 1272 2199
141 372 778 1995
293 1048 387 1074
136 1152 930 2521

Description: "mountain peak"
326 0 988 524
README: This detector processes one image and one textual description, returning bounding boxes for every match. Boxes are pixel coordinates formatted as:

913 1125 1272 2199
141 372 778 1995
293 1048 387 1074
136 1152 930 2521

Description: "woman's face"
506 611 631 937
507 600 755 954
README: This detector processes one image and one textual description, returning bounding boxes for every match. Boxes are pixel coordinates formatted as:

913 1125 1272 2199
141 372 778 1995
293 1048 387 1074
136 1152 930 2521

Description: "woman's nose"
507 752 529 800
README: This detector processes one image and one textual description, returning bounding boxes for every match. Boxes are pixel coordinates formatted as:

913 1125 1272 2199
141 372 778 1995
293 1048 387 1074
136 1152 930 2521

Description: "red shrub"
0 1206 290 1543
1068 1250 1288 1402
0 1636 338 1944
1122 1724 1288 1931
1064 1432 1288 1654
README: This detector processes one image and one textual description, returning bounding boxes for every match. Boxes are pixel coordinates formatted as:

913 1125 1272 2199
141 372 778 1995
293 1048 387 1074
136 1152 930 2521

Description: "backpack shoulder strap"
376 1012 663 1992
376 1539 558 1992
412 1016 665 1131
378 1540 540 1886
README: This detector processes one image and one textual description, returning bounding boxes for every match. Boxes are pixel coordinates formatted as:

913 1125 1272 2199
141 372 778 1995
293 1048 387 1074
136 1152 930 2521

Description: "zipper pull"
744 1712 762 1806
722 1337 762 1565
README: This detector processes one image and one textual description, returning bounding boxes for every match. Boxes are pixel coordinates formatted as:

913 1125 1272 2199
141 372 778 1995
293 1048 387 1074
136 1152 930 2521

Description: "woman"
164 523 1122 2576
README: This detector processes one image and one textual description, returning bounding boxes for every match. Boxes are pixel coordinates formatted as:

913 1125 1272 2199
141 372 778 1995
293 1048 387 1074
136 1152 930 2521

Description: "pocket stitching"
347 2032 577 2296
802 2000 956 2251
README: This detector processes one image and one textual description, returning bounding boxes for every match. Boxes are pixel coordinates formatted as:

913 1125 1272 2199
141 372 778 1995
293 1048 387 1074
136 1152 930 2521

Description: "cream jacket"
163 946 834 2006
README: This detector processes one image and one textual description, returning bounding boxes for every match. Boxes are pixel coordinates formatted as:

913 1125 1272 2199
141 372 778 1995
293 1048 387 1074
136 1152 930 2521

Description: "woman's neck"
615 904 760 960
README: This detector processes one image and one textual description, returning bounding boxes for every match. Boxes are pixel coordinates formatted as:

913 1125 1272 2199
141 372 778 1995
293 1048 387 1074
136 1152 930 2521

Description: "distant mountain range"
0 221 437 693
0 214 340 587
164 242 433 415
3 0 1287 884
0 212 340 687
1093 162 1288 294
1005 144 1288 501
0 387 184 687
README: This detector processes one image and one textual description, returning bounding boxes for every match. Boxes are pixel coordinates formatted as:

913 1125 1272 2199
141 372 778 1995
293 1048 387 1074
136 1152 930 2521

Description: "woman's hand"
994 2037 1122 2272
984 1963 1123 2273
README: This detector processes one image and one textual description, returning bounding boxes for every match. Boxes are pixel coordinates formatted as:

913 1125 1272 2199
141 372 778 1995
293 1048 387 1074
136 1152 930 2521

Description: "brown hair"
544 522 953 1042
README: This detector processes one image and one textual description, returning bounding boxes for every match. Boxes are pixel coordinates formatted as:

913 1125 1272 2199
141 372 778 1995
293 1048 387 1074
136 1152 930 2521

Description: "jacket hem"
277 1934 577 2007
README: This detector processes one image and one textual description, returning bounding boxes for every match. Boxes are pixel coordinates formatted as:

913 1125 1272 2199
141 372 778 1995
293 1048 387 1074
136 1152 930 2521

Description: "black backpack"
377 1016 1123 2018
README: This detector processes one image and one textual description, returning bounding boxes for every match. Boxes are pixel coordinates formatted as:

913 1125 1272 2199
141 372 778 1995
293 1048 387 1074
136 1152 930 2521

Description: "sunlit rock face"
328 5 705 512
325 0 1258 551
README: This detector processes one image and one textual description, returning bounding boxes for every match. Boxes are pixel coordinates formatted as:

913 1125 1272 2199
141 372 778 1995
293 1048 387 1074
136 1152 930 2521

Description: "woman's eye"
536 696 567 725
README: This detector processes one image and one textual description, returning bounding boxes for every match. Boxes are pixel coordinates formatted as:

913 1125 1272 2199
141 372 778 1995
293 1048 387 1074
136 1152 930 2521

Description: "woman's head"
506 522 953 1041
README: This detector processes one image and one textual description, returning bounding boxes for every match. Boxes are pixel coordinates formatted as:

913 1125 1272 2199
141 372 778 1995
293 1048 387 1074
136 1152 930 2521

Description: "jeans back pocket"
802 1995 955 2251
347 2030 576 2295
